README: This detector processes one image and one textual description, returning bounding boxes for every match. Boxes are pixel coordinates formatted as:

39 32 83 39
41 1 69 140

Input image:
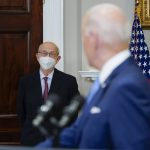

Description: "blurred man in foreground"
37 3 150 149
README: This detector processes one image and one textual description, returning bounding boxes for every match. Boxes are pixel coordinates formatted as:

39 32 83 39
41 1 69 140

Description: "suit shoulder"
55 69 76 80
19 71 39 82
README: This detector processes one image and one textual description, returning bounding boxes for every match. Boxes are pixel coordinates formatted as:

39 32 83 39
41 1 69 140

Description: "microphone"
58 95 85 128
32 94 61 136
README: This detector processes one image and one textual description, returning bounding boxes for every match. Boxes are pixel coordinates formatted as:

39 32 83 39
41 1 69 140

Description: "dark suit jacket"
37 57 150 149
17 68 79 146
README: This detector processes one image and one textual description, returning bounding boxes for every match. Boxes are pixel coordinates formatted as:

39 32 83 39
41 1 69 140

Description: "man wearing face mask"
17 41 79 146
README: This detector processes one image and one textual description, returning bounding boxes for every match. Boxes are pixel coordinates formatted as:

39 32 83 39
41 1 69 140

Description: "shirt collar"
39 69 54 80
99 49 131 86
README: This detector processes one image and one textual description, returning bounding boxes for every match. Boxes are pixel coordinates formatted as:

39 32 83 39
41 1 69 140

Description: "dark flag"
129 12 150 79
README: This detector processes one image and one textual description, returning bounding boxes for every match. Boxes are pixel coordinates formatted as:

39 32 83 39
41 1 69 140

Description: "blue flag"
129 13 150 79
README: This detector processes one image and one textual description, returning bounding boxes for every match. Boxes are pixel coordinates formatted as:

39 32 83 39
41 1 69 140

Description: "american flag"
129 13 150 79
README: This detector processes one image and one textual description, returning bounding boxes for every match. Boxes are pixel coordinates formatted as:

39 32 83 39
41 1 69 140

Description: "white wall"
43 0 64 71
144 31 150 48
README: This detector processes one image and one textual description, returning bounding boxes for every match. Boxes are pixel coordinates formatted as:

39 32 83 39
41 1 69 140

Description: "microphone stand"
51 95 85 147
48 117 62 148
52 128 61 147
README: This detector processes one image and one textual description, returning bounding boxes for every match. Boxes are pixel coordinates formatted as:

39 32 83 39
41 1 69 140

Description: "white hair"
84 3 131 46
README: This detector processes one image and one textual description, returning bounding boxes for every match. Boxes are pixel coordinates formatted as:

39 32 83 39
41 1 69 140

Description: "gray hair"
84 3 131 46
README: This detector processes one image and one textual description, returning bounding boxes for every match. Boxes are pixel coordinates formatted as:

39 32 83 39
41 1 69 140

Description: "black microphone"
32 94 61 136
58 95 85 128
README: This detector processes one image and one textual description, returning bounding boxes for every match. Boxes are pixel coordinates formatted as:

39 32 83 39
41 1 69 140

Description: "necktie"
86 78 100 104
43 77 48 101
80 78 101 115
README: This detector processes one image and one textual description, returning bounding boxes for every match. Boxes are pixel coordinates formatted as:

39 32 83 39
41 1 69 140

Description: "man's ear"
90 32 99 52
94 33 103 52
36 53 39 61
56 56 61 63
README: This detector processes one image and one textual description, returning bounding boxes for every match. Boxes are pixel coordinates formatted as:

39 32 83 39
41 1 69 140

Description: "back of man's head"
83 3 131 50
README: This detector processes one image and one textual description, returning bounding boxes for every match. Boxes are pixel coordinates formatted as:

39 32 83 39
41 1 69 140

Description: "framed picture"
137 0 150 29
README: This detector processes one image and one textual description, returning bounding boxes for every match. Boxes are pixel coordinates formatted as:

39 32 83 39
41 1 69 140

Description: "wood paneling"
0 0 43 145
0 0 29 12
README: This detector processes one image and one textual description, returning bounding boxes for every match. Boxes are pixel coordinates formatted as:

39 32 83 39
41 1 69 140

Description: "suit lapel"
32 71 43 103
49 68 61 94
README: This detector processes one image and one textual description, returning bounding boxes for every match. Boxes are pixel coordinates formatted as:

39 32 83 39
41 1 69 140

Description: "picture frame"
137 0 150 29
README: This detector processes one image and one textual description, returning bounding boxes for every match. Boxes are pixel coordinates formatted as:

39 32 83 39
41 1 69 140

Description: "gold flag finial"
135 0 139 13
136 0 139 7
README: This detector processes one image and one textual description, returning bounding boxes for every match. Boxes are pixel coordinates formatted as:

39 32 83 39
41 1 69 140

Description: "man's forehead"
39 44 57 52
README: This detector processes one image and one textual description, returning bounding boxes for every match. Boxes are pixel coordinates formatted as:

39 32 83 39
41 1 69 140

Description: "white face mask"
38 56 56 70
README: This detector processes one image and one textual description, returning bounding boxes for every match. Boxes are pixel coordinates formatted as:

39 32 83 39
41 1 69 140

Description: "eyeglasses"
38 51 58 58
